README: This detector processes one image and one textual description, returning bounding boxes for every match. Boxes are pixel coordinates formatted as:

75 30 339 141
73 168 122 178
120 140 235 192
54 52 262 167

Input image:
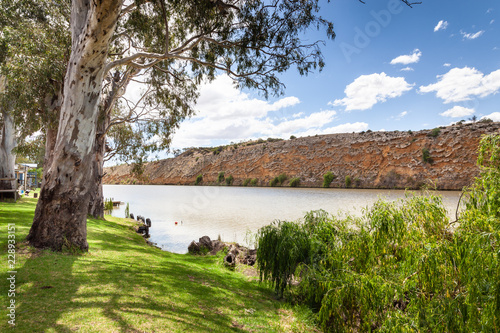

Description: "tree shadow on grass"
7 249 260 332
1 212 278 332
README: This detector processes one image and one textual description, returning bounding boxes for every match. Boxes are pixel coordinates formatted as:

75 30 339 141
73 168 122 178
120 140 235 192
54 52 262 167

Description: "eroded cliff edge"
104 122 500 190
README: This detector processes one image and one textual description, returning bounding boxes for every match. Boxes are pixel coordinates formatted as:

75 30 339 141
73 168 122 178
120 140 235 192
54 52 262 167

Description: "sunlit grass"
0 197 316 332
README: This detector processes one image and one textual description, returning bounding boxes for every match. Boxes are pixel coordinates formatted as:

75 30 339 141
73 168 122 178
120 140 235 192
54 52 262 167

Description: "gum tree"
27 0 417 251
0 1 69 196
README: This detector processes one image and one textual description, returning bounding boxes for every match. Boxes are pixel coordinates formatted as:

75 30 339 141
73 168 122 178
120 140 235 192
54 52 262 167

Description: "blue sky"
167 0 500 150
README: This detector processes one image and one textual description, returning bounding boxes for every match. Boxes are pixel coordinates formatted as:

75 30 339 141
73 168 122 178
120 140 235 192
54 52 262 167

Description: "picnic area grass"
0 195 317 332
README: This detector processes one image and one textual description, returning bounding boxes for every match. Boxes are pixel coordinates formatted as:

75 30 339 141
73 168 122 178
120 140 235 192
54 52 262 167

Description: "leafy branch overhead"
106 0 338 99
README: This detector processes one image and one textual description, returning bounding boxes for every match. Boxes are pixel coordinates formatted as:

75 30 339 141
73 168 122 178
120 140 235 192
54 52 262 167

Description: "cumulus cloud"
482 112 500 121
443 63 451 67
390 49 422 65
461 30 485 40
331 73 414 111
400 67 414 72
439 106 475 118
168 75 349 148
419 67 500 103
434 20 449 32
193 76 300 120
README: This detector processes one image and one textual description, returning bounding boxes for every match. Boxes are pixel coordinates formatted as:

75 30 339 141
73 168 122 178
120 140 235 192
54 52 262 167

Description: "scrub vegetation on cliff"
256 134 500 332
104 122 500 190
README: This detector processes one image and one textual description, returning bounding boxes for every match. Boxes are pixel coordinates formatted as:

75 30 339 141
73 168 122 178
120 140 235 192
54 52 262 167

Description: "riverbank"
0 197 318 332
104 122 500 190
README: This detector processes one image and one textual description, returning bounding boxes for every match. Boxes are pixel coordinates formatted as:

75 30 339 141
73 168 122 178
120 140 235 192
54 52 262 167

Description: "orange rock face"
103 122 500 190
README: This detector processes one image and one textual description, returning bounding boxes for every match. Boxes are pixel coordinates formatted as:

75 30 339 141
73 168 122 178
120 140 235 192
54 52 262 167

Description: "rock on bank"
104 122 500 190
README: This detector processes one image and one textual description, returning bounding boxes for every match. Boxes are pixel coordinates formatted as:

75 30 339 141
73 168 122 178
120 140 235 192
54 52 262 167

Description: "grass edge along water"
0 195 319 332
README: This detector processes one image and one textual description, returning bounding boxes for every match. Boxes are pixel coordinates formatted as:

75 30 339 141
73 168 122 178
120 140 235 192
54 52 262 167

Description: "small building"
15 163 38 190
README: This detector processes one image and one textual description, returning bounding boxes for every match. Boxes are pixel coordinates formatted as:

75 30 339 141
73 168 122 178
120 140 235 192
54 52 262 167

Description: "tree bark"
88 69 136 218
87 111 108 219
0 110 17 196
27 0 123 251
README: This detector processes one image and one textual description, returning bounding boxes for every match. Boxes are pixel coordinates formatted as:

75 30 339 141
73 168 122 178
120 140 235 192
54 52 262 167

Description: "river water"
103 185 461 254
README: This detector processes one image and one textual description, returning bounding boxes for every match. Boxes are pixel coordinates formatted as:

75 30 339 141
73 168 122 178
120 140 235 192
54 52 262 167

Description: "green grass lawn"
0 196 317 332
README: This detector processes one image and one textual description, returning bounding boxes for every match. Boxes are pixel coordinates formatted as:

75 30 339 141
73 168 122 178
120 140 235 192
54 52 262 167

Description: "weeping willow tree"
256 134 500 332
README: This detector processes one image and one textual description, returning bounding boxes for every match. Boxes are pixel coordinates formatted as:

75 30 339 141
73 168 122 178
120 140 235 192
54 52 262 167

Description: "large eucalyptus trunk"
0 111 17 196
27 0 123 251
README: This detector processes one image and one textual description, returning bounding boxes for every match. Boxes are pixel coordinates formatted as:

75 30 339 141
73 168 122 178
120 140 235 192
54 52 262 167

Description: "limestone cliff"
103 122 500 190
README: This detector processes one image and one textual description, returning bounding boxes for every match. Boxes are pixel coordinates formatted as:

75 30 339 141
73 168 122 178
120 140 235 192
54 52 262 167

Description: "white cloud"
194 76 300 120
443 63 451 67
439 106 475 118
491 20 495 25
419 67 500 103
390 49 422 65
273 110 337 134
389 111 408 121
482 112 500 121
169 75 345 148
461 30 485 40
400 67 414 72
434 20 449 32
331 73 414 111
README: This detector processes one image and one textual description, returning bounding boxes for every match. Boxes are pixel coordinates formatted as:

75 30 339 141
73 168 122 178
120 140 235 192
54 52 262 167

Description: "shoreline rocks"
188 236 257 267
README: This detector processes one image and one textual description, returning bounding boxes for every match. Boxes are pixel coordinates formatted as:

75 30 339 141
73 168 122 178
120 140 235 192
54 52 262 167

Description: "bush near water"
256 134 500 332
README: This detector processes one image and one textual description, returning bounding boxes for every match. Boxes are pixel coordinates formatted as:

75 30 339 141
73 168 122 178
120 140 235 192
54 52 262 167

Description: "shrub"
243 178 251 186
124 202 130 218
257 220 311 297
269 177 279 187
290 135 296 139
256 136 500 332
479 117 493 123
289 177 300 187
322 171 336 188
428 127 440 137
422 147 433 163
345 175 351 187
195 174 203 185
225 175 234 185
381 170 401 188
353 177 361 187
104 198 114 213
217 172 225 183
277 173 288 185
250 178 258 186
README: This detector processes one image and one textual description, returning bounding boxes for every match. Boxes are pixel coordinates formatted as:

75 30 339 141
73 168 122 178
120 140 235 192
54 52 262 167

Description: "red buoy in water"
175 221 178 225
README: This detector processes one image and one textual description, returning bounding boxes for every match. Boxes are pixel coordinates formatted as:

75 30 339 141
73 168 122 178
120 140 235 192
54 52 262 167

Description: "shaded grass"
0 197 317 332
